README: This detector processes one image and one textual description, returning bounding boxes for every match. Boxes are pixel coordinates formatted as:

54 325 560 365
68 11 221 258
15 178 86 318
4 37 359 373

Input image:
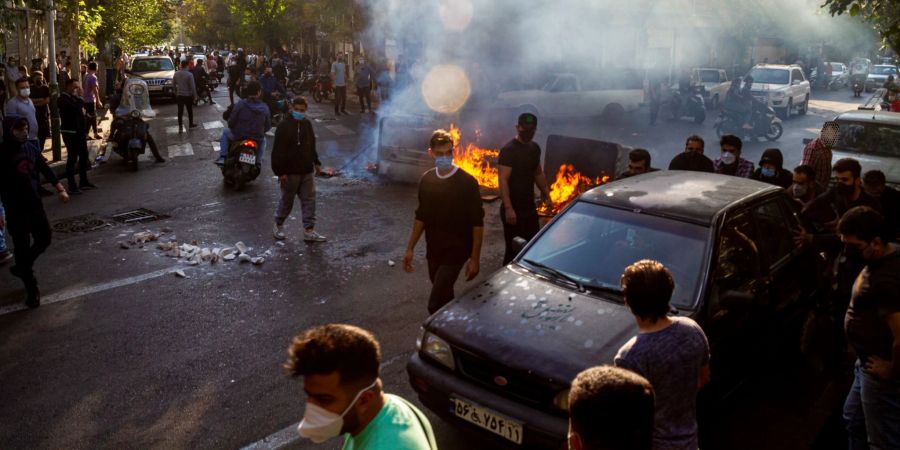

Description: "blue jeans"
219 129 266 163
0 202 7 253
844 359 900 449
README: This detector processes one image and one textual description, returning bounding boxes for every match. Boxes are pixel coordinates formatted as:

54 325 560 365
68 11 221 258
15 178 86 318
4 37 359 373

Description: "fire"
448 123 500 189
539 164 610 215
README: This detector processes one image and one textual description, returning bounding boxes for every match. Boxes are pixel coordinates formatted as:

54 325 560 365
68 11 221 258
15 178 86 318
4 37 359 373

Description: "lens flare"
439 0 474 32
421 64 471 114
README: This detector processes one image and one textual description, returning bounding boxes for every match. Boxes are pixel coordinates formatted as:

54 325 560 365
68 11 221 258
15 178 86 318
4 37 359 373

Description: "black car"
407 171 822 449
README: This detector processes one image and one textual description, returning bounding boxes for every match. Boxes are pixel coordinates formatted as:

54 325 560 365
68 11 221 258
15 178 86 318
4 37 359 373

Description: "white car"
692 68 730 109
495 72 644 122
746 64 811 119
866 65 899 92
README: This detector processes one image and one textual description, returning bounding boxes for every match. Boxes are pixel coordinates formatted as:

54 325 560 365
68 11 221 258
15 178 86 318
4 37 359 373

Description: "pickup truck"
692 68 730 109
495 72 644 122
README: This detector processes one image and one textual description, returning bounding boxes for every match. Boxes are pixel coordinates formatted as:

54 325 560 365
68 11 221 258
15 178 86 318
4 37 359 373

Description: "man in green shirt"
284 324 437 450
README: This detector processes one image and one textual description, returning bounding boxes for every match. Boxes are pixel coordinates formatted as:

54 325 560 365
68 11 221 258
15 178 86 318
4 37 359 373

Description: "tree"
86 0 177 51
822 0 900 55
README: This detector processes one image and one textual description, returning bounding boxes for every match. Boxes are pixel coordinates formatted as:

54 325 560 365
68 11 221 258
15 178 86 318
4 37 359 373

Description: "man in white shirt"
331 54 348 116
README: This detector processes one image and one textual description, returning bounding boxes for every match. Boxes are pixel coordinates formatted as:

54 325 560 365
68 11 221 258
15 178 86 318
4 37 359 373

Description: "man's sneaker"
303 229 327 242
273 224 286 240
0 251 12 265
214 156 225 166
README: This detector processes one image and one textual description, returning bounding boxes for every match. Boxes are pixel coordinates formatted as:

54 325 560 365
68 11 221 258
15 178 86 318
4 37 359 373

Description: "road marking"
0 267 180 316
165 125 181 134
203 120 224 130
212 142 221 153
168 143 194 157
238 352 411 450
324 124 356 136
215 103 227 112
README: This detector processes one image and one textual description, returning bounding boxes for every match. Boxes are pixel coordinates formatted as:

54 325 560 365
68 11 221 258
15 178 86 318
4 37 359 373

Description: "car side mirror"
511 237 528 255
720 290 754 310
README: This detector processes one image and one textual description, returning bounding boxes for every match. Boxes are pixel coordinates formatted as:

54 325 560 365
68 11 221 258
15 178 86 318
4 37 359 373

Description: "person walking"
173 59 198 132
331 54 348 116
0 117 70 308
82 62 102 140
403 129 485 314
284 324 437 449
355 58 374 113
59 78 94 194
271 97 326 243
498 113 551 264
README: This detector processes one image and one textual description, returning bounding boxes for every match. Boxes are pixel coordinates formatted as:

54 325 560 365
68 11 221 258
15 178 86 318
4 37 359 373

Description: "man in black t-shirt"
404 129 485 314
838 207 900 449
28 71 51 151
498 113 551 264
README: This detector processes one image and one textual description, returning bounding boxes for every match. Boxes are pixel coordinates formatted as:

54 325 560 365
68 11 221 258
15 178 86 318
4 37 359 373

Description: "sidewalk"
41 109 111 181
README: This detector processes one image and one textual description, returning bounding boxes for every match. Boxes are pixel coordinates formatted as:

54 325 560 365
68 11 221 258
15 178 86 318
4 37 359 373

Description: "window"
748 68 789 85
752 200 795 268
130 59 174 72
835 120 900 157
791 69 804 83
698 70 720 83
715 211 762 292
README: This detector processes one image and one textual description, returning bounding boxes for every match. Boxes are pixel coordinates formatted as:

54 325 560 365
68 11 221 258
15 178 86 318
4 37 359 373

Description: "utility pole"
47 0 62 162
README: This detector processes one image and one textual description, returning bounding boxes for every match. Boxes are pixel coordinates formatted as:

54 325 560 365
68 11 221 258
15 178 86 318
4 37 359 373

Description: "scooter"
714 102 783 142
207 71 220 90
221 138 262 190
666 86 706 124
195 79 216 105
109 110 157 171
267 91 291 128
290 71 315 95
311 75 334 103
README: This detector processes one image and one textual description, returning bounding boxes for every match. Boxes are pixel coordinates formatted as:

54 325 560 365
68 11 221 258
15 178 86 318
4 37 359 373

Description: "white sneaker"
303 229 327 242
273 224 286 240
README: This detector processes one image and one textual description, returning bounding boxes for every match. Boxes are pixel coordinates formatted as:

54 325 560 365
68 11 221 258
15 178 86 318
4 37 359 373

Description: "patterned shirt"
802 138 833 188
713 157 755 178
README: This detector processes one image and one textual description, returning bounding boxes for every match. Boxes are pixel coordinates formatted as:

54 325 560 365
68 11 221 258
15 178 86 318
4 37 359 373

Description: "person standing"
271 97 326 243
838 207 900 449
59 78 94 194
568 365 655 450
802 122 837 188
713 135 755 178
5 77 39 143
750 148 793 188
354 58 374 114
498 113 550 264
331 54 348 116
29 71 50 151
618 149 658 179
0 201 12 264
0 117 70 308
174 60 198 132
648 76 663 126
403 129 485 314
5 57 20 96
284 324 437 449
863 170 900 241
614 260 710 450
668 135 714 172
82 62 102 140
790 165 823 207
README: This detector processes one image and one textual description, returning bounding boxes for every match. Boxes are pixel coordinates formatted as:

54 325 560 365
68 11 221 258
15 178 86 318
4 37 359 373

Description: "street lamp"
47 0 62 162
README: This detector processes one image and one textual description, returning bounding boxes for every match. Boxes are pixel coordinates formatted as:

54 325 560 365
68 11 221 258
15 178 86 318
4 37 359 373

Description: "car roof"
579 171 781 225
752 64 798 69
133 55 169 60
836 110 900 125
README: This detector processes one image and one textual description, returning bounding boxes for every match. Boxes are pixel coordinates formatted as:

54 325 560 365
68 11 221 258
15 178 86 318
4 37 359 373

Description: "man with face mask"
713 134 754 178
215 81 270 165
789 165 821 207
271 97 325 242
4 78 39 143
284 324 436 449
403 129 484 313
750 148 792 188
498 113 551 264
28 71 50 151
838 207 900 449
0 117 70 308
59 78 95 194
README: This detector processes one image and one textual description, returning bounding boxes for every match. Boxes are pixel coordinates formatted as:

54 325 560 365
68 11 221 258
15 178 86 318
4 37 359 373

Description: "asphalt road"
0 85 866 450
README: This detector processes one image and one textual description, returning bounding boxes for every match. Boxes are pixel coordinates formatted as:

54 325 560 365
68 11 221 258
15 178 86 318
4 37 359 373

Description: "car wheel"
798 95 809 115
601 103 625 124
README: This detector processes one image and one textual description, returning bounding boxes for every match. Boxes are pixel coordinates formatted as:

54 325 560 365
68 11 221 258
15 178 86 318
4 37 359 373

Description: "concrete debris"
235 241 249 255
118 242 131 250
130 230 160 245
117 229 267 267
251 257 265 265
239 253 253 263
388 260 396 267
174 270 188 278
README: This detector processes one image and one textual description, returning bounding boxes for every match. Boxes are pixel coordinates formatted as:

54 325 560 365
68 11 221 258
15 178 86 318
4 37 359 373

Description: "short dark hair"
569 365 655 450
430 129 454 149
87 62 97 71
14 77 28 88
64 78 79 88
243 80 261 96
863 170 887 187
720 135 742 152
838 206 890 243
620 260 674 321
685 135 704 149
793 164 815 180
283 324 381 390
833 158 861 179
292 96 308 107
629 148 651 166
180 59 189 68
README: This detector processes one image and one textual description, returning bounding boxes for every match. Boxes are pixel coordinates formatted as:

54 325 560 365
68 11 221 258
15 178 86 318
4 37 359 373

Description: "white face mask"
19 87 30 97
297 380 377 443
720 151 737 165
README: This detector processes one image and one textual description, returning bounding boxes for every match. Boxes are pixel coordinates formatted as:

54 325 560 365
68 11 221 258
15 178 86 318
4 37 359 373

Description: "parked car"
691 68 730 109
407 171 821 449
495 72 644 123
746 64 810 119
127 55 176 100
827 110 900 187
831 62 847 78
866 64 899 92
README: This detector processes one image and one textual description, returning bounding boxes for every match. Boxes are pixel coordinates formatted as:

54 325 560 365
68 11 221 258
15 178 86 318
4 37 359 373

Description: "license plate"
452 397 523 444
149 85 163 91
239 152 256 165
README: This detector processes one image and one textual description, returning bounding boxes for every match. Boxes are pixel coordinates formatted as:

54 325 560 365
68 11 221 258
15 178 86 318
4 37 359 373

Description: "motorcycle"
828 72 848 90
714 101 783 142
207 71 220 90
666 85 706 124
290 71 315 95
220 138 262 190
851 75 866 97
311 75 334 103
195 78 216 105
109 110 156 171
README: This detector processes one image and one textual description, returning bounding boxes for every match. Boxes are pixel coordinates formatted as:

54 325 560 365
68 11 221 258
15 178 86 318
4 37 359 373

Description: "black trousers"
176 95 194 127
8 209 52 283
334 86 347 114
500 205 540 265
357 86 371 112
84 102 98 134
63 133 90 186
427 259 464 314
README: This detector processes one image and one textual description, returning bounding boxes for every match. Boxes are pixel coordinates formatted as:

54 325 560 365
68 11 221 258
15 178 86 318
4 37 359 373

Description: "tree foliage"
86 0 177 51
823 0 900 55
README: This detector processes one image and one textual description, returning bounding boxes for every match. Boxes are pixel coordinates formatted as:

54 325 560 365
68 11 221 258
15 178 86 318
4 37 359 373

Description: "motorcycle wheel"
128 149 140 171
765 122 784 141
693 110 706 124
291 81 304 95
313 89 323 103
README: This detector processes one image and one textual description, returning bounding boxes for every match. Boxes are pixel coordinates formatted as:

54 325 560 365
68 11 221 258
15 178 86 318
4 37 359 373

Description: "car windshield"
835 120 900 157
131 59 174 72
519 202 708 308
698 71 720 82
873 66 897 75
748 68 789 85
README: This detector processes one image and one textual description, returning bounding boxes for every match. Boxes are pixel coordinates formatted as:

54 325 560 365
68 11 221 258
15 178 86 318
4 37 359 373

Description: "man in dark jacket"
0 117 70 308
215 81 270 165
751 148 792 188
59 78 94 193
271 97 325 243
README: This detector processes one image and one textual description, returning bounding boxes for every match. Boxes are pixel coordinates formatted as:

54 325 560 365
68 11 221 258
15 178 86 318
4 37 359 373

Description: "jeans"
0 202 7 253
844 359 900 449
427 260 464 314
334 86 347 113
219 128 266 162
500 204 540 265
356 86 371 112
63 132 90 187
274 172 316 230
176 95 194 127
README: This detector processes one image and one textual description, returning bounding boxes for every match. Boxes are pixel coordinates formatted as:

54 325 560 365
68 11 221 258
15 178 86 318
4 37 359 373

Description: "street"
0 85 870 450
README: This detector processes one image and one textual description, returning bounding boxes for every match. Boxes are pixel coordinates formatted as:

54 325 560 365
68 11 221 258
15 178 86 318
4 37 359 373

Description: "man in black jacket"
271 97 325 242
59 78 94 193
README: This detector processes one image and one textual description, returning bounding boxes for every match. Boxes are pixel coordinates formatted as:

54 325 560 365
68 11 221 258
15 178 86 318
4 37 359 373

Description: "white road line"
324 124 356 136
238 352 411 450
167 143 195 157
212 142 221 153
165 125 181 135
203 120 224 130
0 267 180 316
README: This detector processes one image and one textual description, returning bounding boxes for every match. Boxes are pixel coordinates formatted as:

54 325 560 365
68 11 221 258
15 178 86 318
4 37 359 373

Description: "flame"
539 164 610 215
449 123 500 189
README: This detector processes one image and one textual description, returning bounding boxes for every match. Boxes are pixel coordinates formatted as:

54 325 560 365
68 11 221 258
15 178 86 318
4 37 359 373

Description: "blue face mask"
435 155 454 170
291 111 305 120
761 167 776 178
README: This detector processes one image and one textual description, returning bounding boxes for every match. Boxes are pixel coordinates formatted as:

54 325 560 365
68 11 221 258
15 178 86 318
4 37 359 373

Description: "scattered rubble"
388 260 396 267
117 229 268 268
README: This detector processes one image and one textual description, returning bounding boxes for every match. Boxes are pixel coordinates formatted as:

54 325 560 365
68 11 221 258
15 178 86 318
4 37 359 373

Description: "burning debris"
449 124 500 189
538 164 611 216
